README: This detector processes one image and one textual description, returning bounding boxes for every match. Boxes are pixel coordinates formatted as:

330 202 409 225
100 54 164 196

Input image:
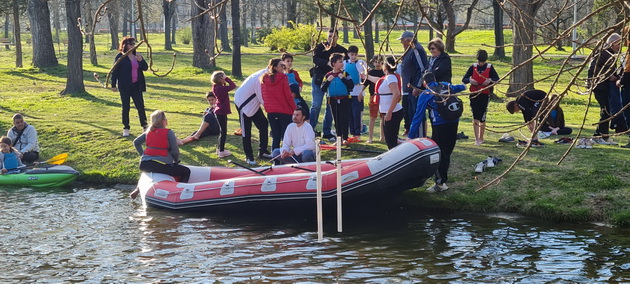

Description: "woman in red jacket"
260 58 297 150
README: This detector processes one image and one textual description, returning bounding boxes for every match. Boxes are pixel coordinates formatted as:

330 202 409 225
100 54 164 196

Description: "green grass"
1 30 629 226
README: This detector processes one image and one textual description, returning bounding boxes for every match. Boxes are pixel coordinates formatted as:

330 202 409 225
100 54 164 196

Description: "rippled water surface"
1 187 629 283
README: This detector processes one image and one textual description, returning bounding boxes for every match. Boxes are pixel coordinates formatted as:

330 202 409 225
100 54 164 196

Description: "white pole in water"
336 136 342 233
315 138 323 241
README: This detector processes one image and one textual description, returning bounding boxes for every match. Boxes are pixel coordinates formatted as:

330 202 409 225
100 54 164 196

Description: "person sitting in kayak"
271 108 316 165
7 113 39 164
130 110 191 199
0 136 24 174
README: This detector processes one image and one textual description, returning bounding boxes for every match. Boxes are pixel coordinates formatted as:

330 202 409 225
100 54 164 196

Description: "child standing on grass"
181 92 221 145
211 71 237 158
363 55 385 143
321 53 355 145
282 53 303 92
0 136 24 174
344 46 367 142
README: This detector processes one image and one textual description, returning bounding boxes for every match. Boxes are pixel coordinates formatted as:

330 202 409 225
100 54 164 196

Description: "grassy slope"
0 30 628 226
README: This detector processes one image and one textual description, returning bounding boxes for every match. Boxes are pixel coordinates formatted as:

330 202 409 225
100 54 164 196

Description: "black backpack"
432 84 464 121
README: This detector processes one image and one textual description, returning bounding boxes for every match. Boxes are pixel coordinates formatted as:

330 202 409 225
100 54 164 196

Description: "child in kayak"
0 136 24 174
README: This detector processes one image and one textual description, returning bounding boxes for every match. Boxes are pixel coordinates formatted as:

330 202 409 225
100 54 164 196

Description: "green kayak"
0 165 79 187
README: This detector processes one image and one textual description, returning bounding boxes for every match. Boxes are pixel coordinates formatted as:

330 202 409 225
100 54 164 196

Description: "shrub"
178 27 192 45
262 23 322 52
256 27 273 43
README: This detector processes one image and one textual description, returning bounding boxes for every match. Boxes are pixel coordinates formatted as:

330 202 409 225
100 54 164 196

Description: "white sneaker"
607 138 619 146
486 156 495 168
592 138 610 145
246 159 257 166
537 131 551 139
122 129 130 137
218 150 232 158
475 162 486 173
426 183 449 193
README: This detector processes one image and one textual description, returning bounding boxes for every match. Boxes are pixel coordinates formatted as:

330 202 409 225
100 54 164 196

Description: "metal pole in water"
315 138 323 241
336 136 342 233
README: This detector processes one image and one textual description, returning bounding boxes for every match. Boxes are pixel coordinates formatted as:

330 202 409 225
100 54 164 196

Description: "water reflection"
0 187 629 283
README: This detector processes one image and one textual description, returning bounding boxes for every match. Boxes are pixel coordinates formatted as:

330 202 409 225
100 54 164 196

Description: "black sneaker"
456 132 469 140
621 142 630 148
322 133 335 139
314 131 322 137
258 152 273 159
530 140 545 148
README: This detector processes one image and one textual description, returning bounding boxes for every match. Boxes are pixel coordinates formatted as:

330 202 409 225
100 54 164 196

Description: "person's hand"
338 72 345 78
405 137 412 142
384 112 392 121
551 129 558 135
327 75 334 81
177 139 184 146
483 79 492 86
610 75 618 81
617 80 622 88
360 73 366 80
1 169 7 174
358 94 363 102
412 88 420 97
469 78 478 86
280 150 290 159
111 87 118 92
136 53 143 62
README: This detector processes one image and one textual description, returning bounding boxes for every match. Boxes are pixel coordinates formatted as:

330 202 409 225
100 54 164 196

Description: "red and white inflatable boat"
137 138 441 210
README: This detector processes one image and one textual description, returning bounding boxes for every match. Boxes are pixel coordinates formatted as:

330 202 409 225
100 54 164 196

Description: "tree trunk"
122 8 128 36
163 0 175 50
507 0 545 96
374 21 379 43
250 0 257 44
360 0 374 60
286 0 297 27
62 0 85 95
27 0 58 68
264 0 269 28
107 0 120 50
52 0 61 45
492 0 505 59
4 14 8 40
219 4 230 51
84 0 97 65
231 0 242 77
171 4 177 44
191 0 214 69
241 0 248 47
13 0 23 67
342 21 349 44
440 0 479 53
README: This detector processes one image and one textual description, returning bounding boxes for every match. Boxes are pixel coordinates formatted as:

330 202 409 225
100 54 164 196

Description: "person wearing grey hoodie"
7 113 39 164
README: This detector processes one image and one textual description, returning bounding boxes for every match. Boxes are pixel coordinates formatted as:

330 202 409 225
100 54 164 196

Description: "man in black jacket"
310 29 348 141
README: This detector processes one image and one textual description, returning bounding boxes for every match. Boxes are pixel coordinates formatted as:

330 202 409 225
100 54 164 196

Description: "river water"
1 186 629 283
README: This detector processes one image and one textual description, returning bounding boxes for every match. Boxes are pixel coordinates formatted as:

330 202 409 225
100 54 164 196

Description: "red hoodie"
261 72 296 115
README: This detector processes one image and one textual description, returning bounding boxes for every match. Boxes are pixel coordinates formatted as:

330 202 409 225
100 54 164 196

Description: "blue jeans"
271 148 315 164
309 78 333 136
349 96 364 136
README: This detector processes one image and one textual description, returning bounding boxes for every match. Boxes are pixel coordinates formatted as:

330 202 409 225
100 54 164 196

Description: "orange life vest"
470 63 492 95
144 128 169 156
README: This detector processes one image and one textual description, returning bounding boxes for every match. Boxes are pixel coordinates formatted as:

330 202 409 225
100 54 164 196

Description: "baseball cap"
397 31 415 40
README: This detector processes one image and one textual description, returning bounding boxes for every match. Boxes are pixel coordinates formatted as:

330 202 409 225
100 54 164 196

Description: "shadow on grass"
64 90 122 108
0 105 43 120
6 70 62 84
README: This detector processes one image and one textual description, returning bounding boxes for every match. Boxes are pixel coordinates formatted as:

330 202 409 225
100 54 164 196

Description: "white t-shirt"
281 122 316 156
376 74 403 114
234 68 266 117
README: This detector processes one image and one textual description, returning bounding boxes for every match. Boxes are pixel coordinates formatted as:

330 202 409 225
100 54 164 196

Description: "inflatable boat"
0 165 80 187
137 138 441 210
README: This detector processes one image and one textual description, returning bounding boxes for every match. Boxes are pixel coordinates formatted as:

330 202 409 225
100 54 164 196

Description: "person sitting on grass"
271 108 316 165
0 136 24 174
7 113 39 164
539 95 573 136
180 92 220 145
131 110 191 199
505 89 547 147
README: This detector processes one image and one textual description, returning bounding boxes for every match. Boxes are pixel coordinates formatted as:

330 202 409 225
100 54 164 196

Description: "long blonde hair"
148 110 167 132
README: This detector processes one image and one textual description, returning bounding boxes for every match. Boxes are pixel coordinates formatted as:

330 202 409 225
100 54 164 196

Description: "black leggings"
120 85 147 130
216 114 228 151
139 160 191 183
240 108 269 160
431 122 458 185
593 89 610 136
329 98 351 140
382 109 404 149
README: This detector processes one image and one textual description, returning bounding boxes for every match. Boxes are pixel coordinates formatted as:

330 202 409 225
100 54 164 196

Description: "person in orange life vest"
110 37 149 137
362 55 386 143
282 53 303 92
0 136 24 174
365 56 404 149
462 49 500 146
261 58 297 150
131 110 191 198
321 53 356 145
180 92 221 145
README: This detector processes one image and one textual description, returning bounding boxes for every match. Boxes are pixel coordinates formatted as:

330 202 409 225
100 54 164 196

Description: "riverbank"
1 35 628 226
